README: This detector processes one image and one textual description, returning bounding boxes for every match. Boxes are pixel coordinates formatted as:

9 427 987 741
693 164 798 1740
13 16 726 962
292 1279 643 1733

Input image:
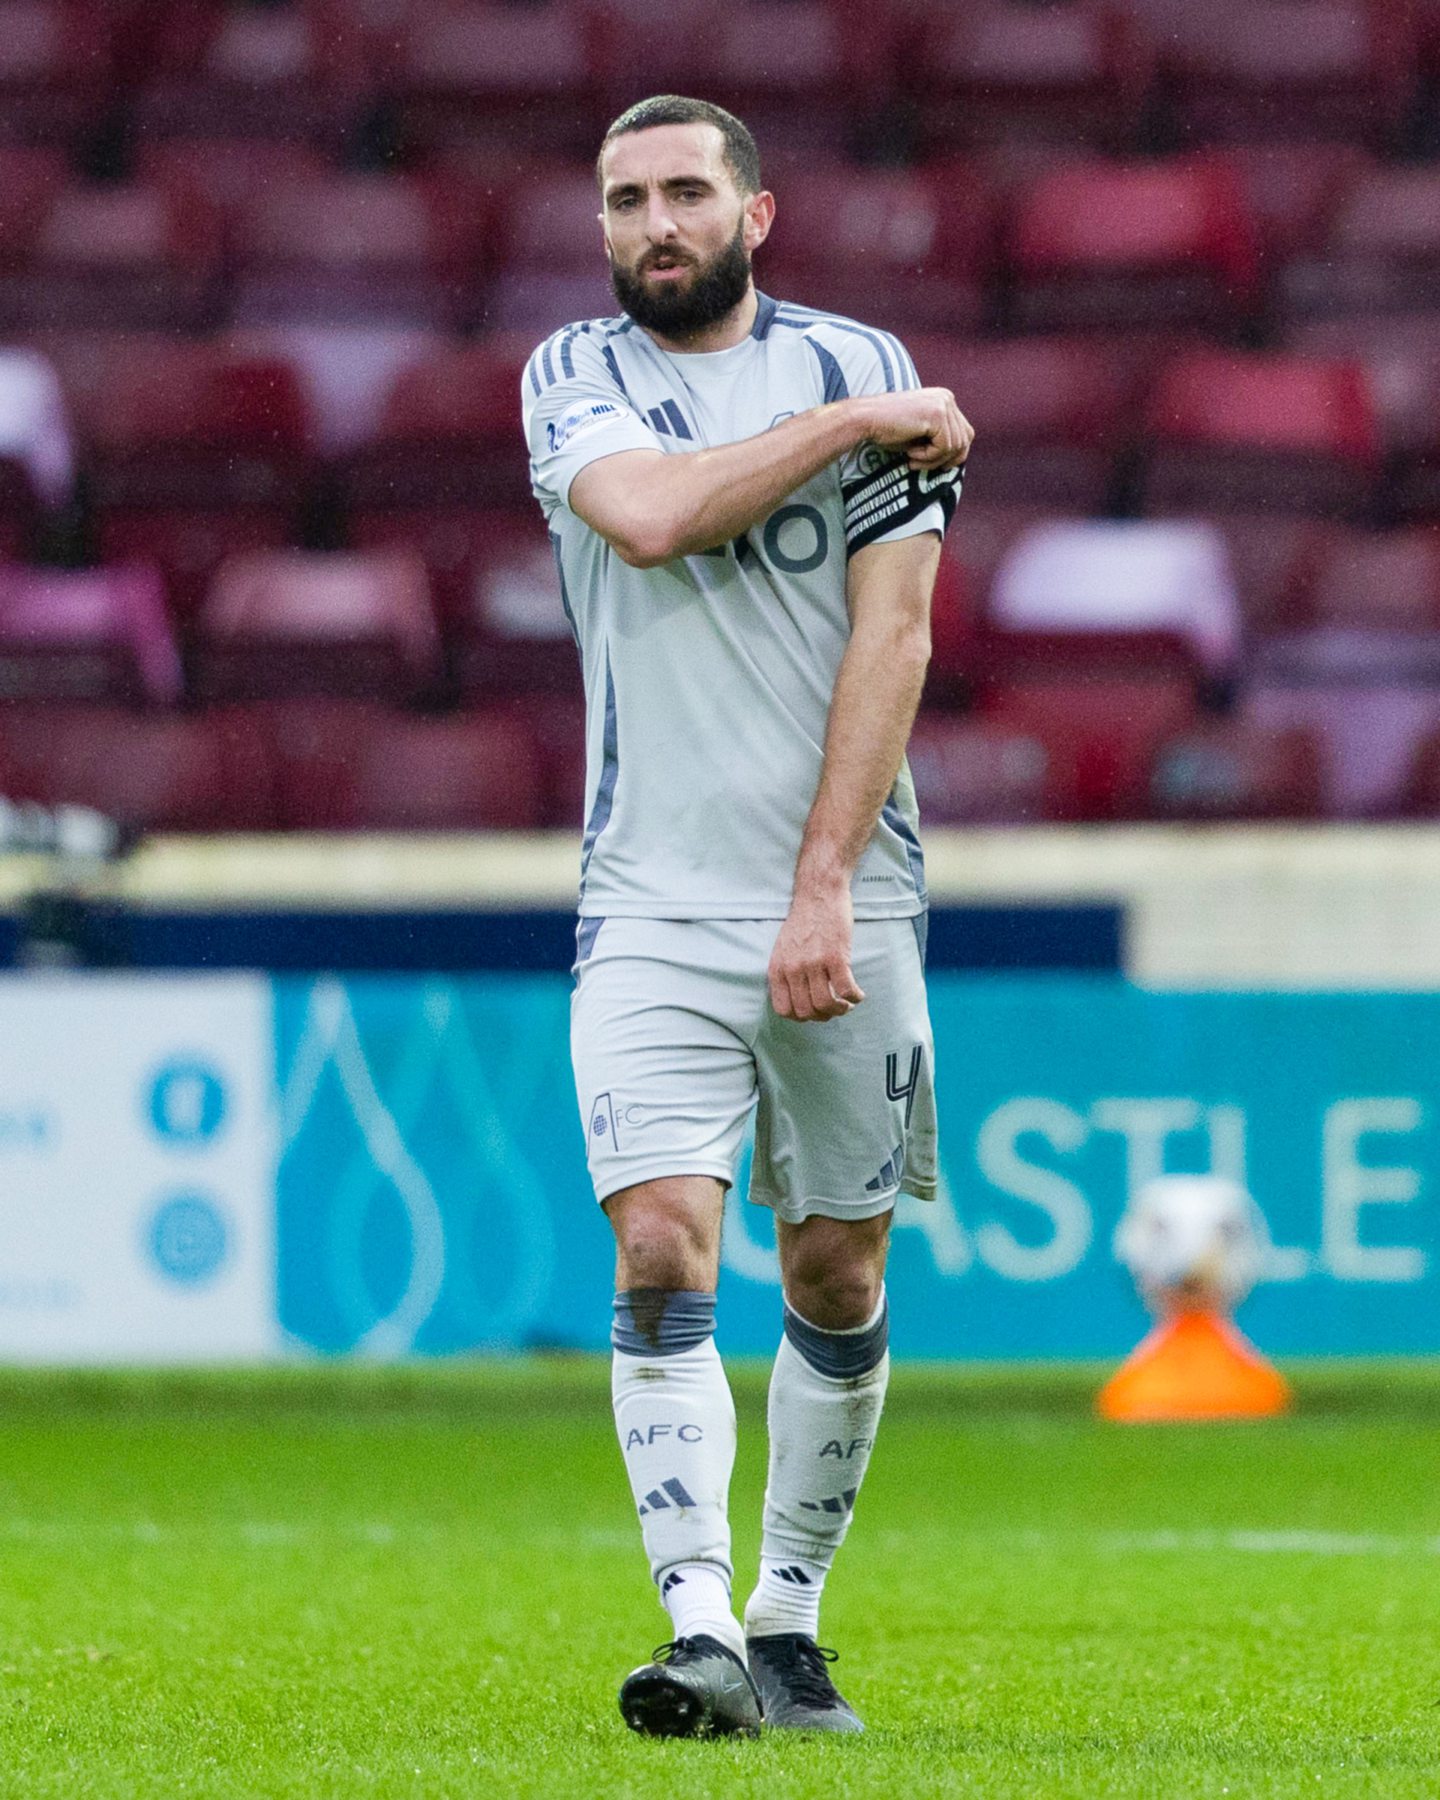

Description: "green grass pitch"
2 1360 1438 1798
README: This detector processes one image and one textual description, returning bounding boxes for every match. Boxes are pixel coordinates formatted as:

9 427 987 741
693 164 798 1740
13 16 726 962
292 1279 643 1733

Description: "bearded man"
522 93 972 1739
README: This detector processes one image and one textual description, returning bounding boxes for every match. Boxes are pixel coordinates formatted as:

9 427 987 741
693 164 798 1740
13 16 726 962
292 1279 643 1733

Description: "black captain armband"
841 450 965 554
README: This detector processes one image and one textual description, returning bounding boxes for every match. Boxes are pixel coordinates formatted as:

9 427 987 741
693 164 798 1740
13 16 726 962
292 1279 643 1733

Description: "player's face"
599 123 769 336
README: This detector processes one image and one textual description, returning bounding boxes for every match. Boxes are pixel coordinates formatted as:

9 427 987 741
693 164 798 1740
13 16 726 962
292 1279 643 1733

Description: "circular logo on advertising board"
147 1061 227 1145
148 1195 229 1285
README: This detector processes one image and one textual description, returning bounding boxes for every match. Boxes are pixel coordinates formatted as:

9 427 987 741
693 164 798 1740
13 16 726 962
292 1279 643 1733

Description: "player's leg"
743 916 936 1730
571 919 761 1736
606 1175 742 1655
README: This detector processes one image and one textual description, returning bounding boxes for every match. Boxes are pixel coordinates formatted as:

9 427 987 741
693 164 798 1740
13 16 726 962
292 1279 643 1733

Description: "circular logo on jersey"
148 1195 229 1285
147 1060 227 1145
593 1114 608 1136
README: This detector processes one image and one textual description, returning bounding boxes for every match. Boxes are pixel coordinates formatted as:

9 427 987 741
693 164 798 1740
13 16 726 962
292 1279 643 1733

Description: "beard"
609 223 752 338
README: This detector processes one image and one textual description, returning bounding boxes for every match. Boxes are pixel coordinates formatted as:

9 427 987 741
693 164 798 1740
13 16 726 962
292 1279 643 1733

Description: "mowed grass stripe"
0 1361 1436 1798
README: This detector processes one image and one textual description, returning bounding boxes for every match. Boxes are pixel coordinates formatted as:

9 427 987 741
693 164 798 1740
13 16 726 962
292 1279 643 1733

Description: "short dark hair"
596 95 762 196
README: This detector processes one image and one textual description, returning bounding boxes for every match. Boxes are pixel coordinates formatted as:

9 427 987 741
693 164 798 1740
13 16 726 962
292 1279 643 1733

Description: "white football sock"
744 1291 890 1644
612 1290 744 1659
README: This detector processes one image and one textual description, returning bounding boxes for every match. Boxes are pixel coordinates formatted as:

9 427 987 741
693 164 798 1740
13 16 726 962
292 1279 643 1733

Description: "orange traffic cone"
1097 1309 1291 1422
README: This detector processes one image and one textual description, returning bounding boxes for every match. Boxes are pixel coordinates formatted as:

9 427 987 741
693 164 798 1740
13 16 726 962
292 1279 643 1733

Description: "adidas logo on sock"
799 1488 857 1515
772 1565 813 1586
660 1571 685 1597
638 1477 697 1517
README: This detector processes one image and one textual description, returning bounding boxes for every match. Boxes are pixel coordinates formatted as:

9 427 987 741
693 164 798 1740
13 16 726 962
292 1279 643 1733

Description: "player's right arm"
570 390 970 568
523 331 970 568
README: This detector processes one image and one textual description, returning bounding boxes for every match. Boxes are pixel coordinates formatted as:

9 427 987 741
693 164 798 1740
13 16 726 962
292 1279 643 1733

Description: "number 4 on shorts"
885 1048 923 1128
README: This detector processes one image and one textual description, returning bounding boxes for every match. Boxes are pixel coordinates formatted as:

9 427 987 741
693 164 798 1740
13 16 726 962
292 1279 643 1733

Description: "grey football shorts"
570 916 937 1223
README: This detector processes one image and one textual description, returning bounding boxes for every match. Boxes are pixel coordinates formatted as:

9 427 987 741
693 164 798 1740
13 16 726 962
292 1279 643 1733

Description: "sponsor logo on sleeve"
547 400 624 454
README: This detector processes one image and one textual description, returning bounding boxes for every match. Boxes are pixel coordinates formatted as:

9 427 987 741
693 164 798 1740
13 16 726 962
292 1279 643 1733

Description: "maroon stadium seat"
42 334 311 618
398 0 600 158
906 335 1143 510
687 1 895 158
761 165 991 336
0 702 275 831
241 697 545 831
0 181 224 332
939 502 1060 626
138 139 335 221
1214 141 1372 265
1394 723 1440 817
1183 511 1324 636
486 165 617 335
352 508 579 701
1141 350 1382 520
0 0 112 148
229 173 492 330
1146 716 1323 820
337 334 535 522
1286 313 1440 522
1282 164 1440 321
980 672 1199 820
133 0 367 148
191 549 443 702
910 1 1155 154
1243 680 1440 817
1250 527 1440 686
1004 158 1261 334
905 712 1056 825
1161 0 1417 147
0 564 180 704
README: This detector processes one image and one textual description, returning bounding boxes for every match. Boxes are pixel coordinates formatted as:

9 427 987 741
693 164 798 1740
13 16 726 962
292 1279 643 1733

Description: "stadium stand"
0 0 1438 829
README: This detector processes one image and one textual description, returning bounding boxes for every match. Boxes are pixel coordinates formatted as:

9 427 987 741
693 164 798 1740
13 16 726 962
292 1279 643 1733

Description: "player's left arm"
768 530 942 1024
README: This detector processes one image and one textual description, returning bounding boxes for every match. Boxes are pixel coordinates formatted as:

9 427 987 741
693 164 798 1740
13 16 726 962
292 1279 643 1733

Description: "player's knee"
786 1267 883 1331
608 1193 718 1291
781 1216 889 1329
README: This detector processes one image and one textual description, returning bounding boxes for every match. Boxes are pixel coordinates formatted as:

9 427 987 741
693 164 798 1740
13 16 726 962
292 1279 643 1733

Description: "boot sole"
619 1668 759 1739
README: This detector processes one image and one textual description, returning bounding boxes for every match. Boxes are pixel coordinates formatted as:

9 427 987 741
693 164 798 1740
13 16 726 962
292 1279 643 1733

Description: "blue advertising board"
274 975 1440 1361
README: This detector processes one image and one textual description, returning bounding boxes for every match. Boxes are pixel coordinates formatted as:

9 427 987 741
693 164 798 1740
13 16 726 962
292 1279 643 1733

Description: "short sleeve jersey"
521 291 962 921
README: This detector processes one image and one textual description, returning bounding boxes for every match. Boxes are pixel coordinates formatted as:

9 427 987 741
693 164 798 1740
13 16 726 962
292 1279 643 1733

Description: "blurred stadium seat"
355 508 578 701
0 179 223 333
761 165 990 335
42 334 311 616
906 711 1054 824
1004 157 1261 333
0 563 179 703
487 165 619 334
980 670 1199 819
1160 0 1417 148
1141 350 1382 519
0 0 111 148
132 0 368 150
1146 715 1323 820
0 345 72 556
1244 680 1440 816
237 696 545 831
229 172 491 329
190 549 442 702
398 0 600 157
1282 164 1440 321
1286 312 1440 521
335 335 533 516
909 1 1155 153
988 518 1243 674
1250 526 1440 683
907 334 1143 510
0 701 273 831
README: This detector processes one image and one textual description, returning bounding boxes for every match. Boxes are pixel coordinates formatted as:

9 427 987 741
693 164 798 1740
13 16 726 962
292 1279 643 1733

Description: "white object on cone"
1113 1174 1266 1316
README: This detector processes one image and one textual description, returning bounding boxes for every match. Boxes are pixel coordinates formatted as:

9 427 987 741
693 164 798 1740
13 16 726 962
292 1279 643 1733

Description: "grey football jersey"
521 292 962 921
